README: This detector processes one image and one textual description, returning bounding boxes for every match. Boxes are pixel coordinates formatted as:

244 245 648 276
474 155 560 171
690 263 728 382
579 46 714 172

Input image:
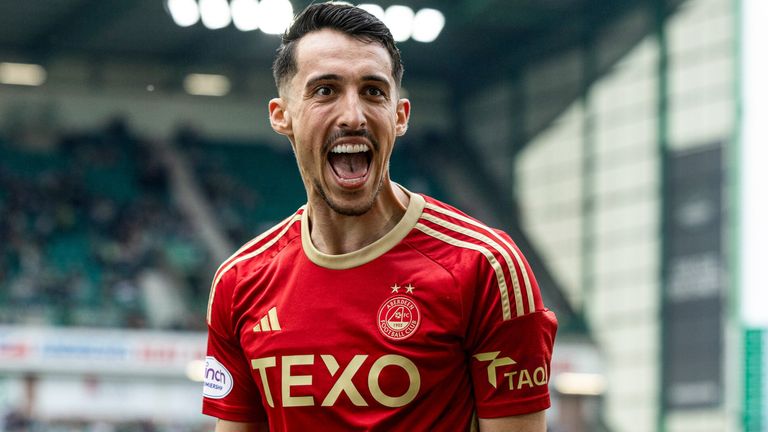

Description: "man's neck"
307 182 410 255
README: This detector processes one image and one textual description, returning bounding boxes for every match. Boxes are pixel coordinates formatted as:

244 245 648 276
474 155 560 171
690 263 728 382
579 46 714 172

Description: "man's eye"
365 87 385 97
315 86 333 96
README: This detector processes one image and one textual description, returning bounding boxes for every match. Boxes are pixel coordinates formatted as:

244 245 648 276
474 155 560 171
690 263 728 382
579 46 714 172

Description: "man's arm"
214 420 269 432
478 410 546 432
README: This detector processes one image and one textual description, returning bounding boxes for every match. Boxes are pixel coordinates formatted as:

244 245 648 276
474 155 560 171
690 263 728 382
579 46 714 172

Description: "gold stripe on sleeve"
421 212 524 317
415 222 512 321
425 202 535 314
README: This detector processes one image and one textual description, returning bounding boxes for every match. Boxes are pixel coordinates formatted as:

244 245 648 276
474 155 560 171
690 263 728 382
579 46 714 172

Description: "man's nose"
337 92 366 130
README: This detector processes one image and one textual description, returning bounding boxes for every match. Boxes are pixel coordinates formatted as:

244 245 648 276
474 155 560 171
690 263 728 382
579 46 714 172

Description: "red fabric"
203 195 557 430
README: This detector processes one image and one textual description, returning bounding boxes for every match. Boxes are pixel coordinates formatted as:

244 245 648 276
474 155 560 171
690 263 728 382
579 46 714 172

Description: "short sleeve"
464 231 558 418
203 268 266 422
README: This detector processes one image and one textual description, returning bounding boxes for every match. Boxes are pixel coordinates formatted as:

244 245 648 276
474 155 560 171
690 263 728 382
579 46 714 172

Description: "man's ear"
395 98 410 136
269 97 292 136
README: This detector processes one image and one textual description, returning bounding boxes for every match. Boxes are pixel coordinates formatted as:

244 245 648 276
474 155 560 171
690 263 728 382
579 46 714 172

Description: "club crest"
377 295 421 340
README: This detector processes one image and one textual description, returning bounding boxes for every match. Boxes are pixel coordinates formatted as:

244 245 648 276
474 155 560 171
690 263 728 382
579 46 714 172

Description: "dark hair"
272 2 403 92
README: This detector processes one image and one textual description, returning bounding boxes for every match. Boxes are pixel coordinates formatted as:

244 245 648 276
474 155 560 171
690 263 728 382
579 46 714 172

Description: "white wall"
515 1 738 431
517 103 584 309
591 36 661 432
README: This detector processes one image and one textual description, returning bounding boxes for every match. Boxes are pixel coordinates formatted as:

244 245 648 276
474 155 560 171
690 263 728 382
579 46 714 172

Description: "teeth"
330 144 368 154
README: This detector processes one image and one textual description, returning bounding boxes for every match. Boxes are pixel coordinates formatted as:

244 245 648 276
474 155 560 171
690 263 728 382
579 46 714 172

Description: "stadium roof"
0 0 657 89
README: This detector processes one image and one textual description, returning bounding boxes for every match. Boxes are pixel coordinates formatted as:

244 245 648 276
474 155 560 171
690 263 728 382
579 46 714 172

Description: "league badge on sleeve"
203 356 234 399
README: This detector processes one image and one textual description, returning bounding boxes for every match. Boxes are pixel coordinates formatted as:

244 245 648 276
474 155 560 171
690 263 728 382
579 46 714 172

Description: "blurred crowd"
0 120 211 330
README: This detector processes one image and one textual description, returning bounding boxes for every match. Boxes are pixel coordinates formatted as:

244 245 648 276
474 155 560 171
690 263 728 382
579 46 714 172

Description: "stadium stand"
0 121 210 330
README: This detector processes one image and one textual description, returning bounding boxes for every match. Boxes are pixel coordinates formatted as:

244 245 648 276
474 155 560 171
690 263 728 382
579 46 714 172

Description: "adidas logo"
253 307 281 332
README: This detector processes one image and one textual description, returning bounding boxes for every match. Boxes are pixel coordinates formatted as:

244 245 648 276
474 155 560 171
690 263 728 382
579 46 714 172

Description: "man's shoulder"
206 208 304 325
414 194 540 320
406 193 516 269
414 194 511 244
214 207 304 283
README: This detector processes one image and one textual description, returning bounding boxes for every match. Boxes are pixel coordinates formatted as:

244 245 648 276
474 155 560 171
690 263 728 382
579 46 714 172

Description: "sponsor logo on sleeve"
203 356 233 399
473 351 549 391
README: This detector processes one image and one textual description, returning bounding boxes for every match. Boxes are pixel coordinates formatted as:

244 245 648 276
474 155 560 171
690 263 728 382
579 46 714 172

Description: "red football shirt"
203 191 557 431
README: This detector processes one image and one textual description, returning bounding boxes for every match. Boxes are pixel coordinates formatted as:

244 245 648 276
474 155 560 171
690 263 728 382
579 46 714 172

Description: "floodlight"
200 0 232 30
258 0 294 35
412 8 445 43
167 0 200 27
384 5 415 42
231 0 260 31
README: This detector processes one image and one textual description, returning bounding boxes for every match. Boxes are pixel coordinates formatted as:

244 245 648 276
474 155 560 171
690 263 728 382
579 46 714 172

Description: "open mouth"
327 143 372 185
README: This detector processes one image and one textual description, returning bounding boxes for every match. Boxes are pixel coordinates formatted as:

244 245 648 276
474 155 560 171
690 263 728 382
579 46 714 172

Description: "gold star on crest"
405 284 415 294
391 284 401 293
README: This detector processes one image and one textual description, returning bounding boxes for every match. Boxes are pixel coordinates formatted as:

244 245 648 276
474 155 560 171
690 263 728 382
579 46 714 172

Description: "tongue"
329 153 369 179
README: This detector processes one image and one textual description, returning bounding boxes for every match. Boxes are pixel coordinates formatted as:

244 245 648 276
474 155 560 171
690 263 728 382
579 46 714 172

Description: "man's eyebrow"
304 74 391 89
305 74 342 88
362 75 391 87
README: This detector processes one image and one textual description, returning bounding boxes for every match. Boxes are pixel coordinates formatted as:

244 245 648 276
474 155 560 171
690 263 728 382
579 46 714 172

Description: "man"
203 2 557 431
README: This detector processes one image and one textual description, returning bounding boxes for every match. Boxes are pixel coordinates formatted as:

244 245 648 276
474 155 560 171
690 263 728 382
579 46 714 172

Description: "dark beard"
313 176 385 217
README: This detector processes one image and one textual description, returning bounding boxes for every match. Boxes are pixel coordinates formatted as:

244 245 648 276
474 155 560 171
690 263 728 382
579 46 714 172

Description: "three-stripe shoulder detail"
206 209 303 324
415 202 535 320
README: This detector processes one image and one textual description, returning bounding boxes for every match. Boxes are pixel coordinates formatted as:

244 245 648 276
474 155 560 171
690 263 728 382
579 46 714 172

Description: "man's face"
269 29 410 216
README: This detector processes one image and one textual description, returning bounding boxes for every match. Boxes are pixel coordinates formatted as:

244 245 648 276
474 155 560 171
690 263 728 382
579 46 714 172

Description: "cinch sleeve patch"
204 356 234 399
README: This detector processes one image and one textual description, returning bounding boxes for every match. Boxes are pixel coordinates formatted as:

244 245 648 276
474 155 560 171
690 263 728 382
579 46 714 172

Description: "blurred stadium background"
0 0 765 431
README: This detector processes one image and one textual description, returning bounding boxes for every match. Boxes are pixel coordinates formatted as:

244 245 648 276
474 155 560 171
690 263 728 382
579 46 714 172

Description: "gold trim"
422 210 526 317
425 203 535 314
301 190 425 269
415 222 513 321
